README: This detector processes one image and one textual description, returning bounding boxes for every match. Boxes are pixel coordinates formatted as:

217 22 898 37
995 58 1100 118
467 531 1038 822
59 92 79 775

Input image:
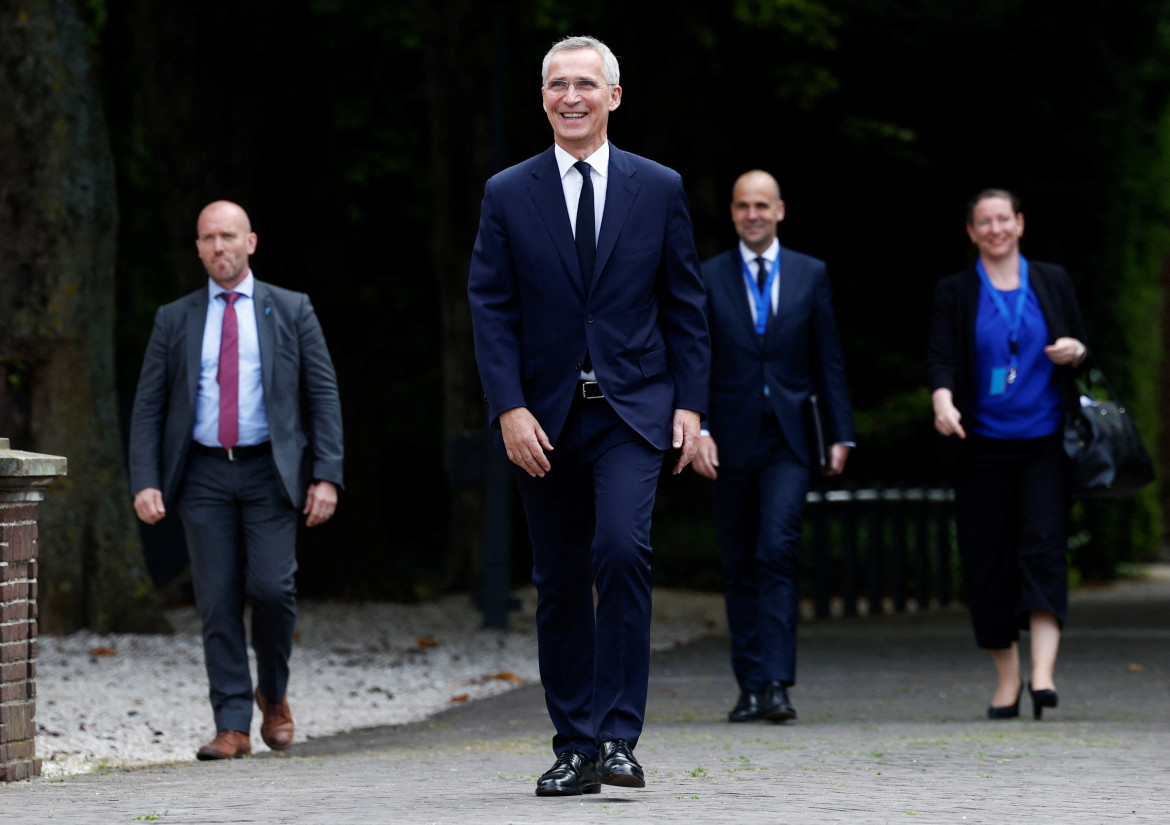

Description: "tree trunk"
418 0 499 594
0 0 166 633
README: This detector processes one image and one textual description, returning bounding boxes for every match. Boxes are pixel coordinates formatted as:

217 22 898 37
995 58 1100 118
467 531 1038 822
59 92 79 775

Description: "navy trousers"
512 395 663 759
711 413 811 690
176 451 299 734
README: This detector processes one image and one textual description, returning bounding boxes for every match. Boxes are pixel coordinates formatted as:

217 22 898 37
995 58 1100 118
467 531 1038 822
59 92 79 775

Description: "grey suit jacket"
129 279 344 508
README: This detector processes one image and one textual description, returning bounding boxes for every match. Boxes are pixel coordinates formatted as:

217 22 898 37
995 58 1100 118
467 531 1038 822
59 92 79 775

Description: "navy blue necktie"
756 256 771 331
574 161 596 292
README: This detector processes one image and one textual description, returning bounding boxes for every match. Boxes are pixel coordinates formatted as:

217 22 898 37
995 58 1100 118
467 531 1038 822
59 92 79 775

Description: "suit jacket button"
586 314 594 323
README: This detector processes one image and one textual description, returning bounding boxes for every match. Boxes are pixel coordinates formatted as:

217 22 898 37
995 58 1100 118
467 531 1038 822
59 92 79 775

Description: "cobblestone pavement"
2 569 1167 824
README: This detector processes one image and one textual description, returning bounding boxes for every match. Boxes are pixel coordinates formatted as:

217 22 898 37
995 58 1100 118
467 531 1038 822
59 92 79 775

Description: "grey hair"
541 35 620 87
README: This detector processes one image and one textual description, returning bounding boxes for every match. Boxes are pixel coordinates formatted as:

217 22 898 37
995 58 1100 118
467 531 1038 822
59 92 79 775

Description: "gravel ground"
33 586 727 777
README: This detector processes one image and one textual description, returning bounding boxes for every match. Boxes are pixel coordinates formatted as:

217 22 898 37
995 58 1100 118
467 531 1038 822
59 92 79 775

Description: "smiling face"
195 201 257 290
966 196 1024 263
730 171 786 254
541 48 622 159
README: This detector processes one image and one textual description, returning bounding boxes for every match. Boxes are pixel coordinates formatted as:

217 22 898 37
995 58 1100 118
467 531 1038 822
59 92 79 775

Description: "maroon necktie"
217 292 240 450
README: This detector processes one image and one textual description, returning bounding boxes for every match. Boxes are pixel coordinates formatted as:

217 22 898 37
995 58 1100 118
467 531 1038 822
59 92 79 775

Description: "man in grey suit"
129 200 343 760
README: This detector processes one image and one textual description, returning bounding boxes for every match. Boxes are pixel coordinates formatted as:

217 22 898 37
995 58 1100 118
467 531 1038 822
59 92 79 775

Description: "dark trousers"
512 395 663 759
954 434 1070 650
176 451 299 733
712 413 811 691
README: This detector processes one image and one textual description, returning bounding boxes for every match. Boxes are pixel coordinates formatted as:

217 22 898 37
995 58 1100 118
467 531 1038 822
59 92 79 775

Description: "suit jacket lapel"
717 251 757 340
185 290 208 412
527 147 584 298
594 146 637 292
766 247 797 347
254 280 276 400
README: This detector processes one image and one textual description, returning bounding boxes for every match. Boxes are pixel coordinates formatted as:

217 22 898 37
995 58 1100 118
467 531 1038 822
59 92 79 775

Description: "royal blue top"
971 285 1062 439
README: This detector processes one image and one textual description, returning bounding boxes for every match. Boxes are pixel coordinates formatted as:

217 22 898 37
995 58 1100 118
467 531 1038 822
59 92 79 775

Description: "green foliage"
81 0 108 45
731 0 841 50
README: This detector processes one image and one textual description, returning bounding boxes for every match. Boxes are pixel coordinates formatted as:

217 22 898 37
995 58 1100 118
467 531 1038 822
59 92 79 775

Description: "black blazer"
927 259 1088 442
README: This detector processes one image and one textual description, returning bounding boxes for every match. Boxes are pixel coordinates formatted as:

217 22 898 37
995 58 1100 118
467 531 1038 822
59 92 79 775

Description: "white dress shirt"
739 237 781 317
554 142 609 380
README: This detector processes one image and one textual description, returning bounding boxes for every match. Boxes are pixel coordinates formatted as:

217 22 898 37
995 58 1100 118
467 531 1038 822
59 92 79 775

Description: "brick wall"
0 502 40 782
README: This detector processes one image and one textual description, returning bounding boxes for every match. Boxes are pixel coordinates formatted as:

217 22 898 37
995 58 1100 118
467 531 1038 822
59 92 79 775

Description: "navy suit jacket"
701 246 853 469
468 144 709 450
129 279 344 509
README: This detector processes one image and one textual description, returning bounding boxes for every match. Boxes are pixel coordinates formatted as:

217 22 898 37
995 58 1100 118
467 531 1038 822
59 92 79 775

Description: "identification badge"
990 367 1008 396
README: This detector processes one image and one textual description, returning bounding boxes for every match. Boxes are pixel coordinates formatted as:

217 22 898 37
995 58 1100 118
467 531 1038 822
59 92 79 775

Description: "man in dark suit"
694 170 853 724
467 35 709 796
129 200 343 761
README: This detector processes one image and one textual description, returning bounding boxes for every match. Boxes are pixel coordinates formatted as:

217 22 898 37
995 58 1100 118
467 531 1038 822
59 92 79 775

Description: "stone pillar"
0 438 66 782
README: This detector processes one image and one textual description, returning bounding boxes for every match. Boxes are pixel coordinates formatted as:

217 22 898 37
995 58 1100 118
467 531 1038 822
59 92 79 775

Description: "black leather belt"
578 380 604 400
190 441 272 461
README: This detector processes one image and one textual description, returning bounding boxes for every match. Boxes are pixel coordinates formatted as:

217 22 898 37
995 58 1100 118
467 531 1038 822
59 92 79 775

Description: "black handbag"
1063 362 1155 498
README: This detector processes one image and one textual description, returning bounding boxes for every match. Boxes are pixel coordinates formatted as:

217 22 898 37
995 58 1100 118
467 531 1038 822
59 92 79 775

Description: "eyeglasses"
543 79 607 95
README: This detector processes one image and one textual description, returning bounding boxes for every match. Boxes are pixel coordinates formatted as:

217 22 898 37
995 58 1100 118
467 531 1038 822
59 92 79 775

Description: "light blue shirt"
192 271 269 447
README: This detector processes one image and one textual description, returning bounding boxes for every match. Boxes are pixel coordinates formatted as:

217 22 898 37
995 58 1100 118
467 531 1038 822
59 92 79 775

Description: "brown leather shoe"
196 730 251 761
255 687 295 750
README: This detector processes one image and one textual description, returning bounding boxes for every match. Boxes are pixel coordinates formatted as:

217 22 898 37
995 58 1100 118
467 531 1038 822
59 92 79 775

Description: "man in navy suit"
694 171 853 724
130 201 343 761
467 35 709 796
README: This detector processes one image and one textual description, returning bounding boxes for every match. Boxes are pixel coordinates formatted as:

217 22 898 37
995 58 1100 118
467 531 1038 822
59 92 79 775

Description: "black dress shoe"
762 681 797 723
535 751 600 796
728 690 764 722
987 683 1022 720
597 739 645 788
1028 681 1059 721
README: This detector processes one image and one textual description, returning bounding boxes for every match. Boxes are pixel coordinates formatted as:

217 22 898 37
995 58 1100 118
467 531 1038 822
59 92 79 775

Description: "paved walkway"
3 568 1168 824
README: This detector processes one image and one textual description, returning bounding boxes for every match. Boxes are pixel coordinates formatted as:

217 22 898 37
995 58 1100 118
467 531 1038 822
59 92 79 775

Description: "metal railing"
804 487 957 619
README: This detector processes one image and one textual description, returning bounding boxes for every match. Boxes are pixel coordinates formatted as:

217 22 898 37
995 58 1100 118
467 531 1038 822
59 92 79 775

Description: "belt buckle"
579 381 603 400
226 447 236 462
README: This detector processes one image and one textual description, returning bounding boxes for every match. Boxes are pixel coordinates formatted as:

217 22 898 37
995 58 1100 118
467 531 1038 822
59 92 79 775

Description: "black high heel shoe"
1028 681 1059 720
987 683 1023 719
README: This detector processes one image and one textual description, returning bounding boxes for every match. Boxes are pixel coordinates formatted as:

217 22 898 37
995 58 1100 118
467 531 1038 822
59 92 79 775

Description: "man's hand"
693 434 720 480
133 488 167 524
304 480 338 527
500 407 553 477
825 443 851 476
670 409 702 475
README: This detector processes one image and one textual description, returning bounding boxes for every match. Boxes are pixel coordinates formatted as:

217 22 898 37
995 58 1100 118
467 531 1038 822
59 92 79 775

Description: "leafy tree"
0 0 165 632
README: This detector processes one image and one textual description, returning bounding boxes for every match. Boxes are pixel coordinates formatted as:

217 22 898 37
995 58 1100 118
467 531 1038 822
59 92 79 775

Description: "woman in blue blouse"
928 189 1088 721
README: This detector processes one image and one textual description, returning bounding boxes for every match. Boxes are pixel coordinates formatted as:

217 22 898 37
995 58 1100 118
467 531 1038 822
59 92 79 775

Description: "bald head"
730 170 785 254
197 200 252 234
195 201 257 290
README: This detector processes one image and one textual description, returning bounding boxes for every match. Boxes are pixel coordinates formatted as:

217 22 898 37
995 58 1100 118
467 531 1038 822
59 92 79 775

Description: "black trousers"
954 433 1070 650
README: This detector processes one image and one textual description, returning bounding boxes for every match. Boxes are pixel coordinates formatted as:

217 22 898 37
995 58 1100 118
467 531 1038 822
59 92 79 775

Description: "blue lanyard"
740 253 781 335
975 256 1030 379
